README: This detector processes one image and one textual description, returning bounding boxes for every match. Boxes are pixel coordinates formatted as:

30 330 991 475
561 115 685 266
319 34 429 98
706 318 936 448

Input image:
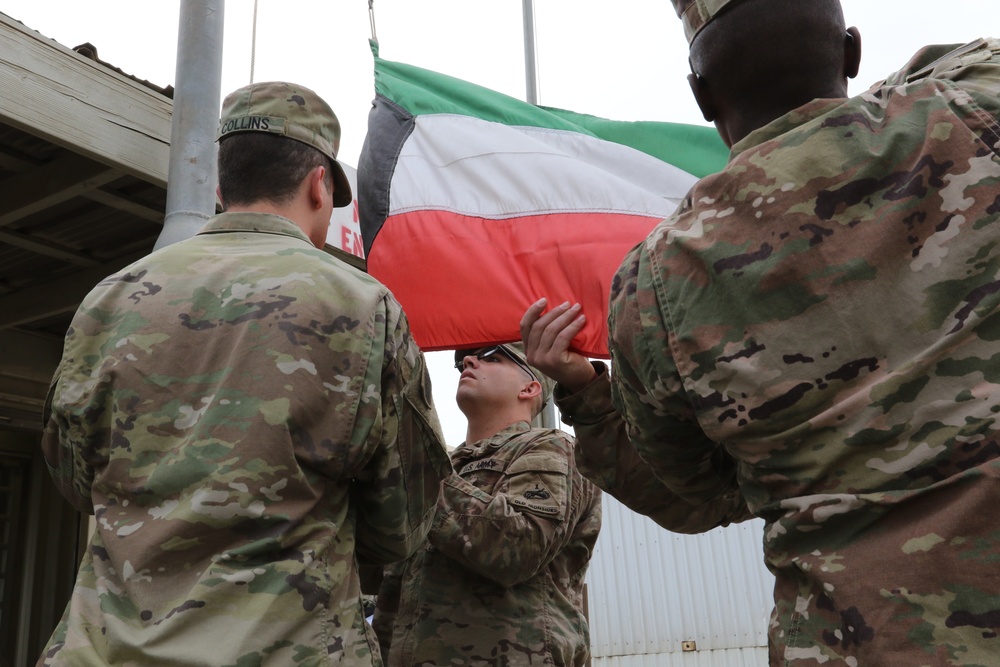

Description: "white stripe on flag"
389 114 699 220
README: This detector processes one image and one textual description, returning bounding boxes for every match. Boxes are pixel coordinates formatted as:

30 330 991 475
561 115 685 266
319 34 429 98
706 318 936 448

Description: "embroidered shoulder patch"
523 484 551 500
511 497 561 516
459 458 505 476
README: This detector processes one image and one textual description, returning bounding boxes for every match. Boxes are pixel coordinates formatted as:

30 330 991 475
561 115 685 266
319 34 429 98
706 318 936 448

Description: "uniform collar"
729 97 847 160
197 211 314 246
459 421 533 452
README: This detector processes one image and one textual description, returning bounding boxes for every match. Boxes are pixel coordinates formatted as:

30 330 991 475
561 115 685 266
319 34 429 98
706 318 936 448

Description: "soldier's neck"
464 411 529 445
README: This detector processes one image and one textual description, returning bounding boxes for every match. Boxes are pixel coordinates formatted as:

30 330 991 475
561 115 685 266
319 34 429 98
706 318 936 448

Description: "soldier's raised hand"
520 298 598 394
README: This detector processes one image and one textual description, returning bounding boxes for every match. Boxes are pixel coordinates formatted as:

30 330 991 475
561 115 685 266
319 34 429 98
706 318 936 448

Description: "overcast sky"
3 1 993 443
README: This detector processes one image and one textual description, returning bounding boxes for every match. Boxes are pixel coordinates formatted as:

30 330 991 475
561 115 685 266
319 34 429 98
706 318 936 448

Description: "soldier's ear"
519 380 542 402
307 165 328 211
844 27 862 80
688 72 717 123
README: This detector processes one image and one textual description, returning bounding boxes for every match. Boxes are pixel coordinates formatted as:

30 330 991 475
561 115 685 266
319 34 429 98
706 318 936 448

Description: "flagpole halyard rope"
250 0 259 83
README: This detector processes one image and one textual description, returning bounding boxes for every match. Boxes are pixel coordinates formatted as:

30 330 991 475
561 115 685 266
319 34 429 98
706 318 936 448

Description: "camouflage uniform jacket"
373 422 602 666
607 40 1000 666
555 361 752 533
40 212 452 666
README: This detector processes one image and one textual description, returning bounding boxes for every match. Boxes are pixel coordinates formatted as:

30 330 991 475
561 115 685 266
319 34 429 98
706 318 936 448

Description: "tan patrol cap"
672 0 750 44
217 81 353 208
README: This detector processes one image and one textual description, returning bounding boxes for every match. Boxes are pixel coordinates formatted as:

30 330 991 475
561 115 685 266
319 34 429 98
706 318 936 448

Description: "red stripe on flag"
367 209 661 358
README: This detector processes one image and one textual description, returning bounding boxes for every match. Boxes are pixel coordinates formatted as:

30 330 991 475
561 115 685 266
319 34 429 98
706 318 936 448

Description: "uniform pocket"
505 454 569 520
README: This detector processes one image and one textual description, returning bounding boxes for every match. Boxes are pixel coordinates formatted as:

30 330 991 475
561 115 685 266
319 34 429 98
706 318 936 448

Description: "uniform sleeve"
40 324 102 515
372 561 404 659
353 296 453 564
429 431 584 588
557 361 751 533
607 243 743 509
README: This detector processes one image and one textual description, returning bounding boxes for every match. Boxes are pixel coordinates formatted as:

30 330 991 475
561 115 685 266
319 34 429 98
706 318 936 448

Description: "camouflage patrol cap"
672 0 750 44
454 343 554 406
217 81 353 208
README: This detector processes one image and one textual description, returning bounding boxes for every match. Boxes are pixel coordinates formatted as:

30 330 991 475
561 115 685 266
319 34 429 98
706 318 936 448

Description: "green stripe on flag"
371 40 728 179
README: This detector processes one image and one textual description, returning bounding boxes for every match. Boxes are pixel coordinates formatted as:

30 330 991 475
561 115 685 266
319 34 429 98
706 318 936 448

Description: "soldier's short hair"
218 132 334 208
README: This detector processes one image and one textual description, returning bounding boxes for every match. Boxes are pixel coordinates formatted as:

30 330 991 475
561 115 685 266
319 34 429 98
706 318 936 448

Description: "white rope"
250 0 259 83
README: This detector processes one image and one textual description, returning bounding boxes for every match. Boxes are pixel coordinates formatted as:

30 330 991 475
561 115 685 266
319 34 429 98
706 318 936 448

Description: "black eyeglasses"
454 345 537 382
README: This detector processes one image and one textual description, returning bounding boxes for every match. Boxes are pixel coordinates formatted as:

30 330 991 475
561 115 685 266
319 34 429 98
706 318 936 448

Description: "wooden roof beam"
0 228 101 267
82 189 164 224
0 151 122 229
0 147 163 225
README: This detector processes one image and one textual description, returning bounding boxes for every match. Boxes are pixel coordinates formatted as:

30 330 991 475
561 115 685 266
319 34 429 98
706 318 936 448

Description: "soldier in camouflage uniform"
39 81 452 666
373 344 601 666
524 1 1000 664
522 299 753 535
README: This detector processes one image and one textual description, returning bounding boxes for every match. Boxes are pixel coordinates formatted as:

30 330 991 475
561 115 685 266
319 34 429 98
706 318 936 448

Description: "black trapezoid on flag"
358 94 416 258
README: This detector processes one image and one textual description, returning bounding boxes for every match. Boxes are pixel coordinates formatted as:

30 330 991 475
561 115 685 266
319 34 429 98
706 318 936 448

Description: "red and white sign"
326 162 363 259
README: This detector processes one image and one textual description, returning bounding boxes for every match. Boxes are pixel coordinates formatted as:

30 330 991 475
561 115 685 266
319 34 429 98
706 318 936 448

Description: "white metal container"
587 495 775 666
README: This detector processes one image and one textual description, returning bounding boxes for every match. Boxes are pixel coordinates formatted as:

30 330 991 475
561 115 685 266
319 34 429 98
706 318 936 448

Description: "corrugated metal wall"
592 648 764 667
587 495 774 665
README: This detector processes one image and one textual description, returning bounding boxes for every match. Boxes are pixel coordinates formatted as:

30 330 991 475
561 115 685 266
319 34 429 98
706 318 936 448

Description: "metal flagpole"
155 0 225 250
522 0 539 105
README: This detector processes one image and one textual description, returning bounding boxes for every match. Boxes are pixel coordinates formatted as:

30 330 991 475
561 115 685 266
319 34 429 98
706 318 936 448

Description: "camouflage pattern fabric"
555 361 752 532
670 0 749 45
608 39 1000 666
39 212 452 666
217 81 352 208
374 422 601 666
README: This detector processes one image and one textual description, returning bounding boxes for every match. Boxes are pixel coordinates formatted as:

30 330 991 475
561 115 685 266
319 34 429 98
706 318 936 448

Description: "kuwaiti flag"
359 41 727 358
